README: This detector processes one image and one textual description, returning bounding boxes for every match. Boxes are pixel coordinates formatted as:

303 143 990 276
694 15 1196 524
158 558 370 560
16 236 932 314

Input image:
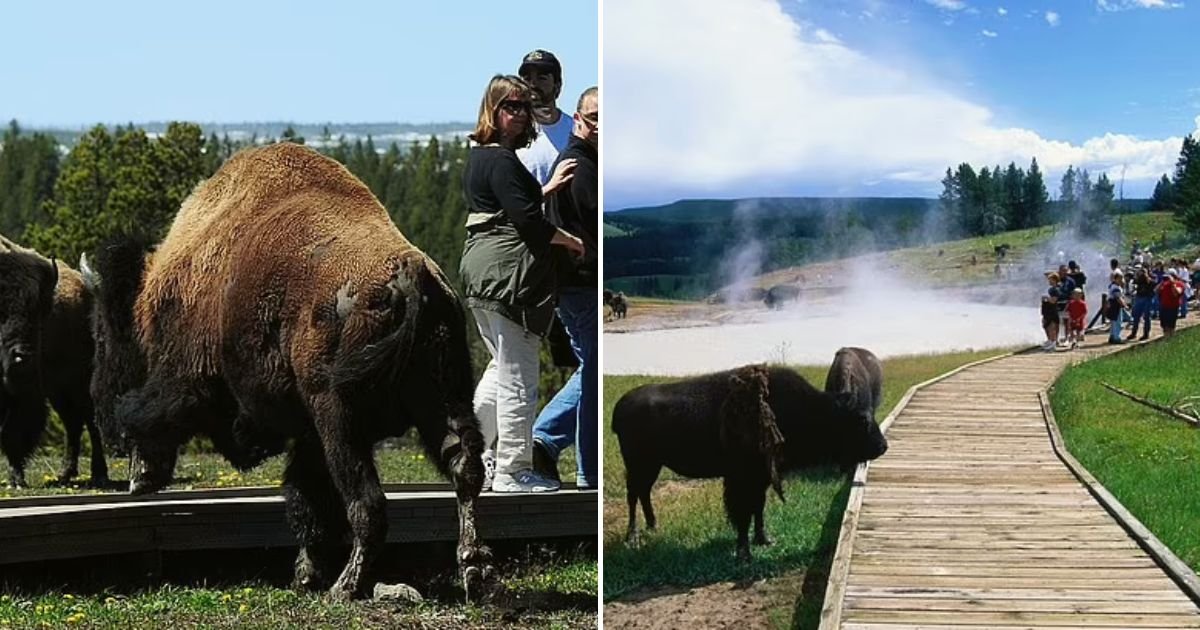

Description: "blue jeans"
533 288 597 488
1110 308 1125 342
1131 296 1152 337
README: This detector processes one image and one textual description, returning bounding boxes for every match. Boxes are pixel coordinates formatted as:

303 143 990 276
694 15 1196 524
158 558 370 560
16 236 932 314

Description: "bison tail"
329 264 422 393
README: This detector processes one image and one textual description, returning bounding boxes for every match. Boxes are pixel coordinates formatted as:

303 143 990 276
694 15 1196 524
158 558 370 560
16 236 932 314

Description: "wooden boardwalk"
821 330 1200 629
0 484 596 565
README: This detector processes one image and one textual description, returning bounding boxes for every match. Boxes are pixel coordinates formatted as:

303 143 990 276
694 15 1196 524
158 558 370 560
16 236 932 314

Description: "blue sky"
2 0 597 127
606 0 1200 209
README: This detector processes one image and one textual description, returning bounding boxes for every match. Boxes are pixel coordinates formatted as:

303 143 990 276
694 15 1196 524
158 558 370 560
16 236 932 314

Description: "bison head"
781 390 887 467
829 393 888 464
0 240 58 397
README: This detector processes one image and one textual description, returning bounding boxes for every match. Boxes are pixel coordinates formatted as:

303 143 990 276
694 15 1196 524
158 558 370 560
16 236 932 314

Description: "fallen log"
1100 382 1200 427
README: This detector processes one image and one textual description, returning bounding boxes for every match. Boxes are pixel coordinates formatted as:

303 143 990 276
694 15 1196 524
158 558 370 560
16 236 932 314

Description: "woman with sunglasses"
460 74 584 493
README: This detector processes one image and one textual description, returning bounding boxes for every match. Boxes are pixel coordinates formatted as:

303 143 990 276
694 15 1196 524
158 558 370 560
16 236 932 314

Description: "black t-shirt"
1134 274 1156 298
463 146 555 249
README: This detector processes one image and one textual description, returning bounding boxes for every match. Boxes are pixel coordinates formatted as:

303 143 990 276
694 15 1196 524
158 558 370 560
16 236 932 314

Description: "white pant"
471 308 540 475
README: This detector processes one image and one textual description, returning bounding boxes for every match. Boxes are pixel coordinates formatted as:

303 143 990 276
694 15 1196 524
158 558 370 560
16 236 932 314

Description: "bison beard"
614 363 888 561
91 143 491 601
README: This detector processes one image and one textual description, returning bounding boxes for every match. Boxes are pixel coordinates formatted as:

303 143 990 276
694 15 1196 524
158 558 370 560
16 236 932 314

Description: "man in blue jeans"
533 86 599 489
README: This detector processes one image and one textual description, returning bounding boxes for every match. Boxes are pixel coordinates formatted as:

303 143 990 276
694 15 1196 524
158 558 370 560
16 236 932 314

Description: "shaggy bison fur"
824 347 883 419
0 235 107 488
613 364 887 561
90 143 490 600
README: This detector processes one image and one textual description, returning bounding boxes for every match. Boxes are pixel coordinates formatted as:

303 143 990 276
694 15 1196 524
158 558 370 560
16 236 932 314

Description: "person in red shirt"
1157 269 1186 337
1066 288 1088 349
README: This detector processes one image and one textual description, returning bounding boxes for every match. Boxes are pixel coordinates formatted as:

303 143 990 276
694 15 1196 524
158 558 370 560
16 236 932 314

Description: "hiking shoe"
532 440 560 483
1108 339 1125 345
1139 334 1149 341
481 450 496 492
492 469 560 493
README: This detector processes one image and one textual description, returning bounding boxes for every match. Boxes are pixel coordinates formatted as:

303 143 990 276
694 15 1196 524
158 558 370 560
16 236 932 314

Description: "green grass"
0 556 596 629
2 434 578 499
1050 324 1200 572
602 348 1019 628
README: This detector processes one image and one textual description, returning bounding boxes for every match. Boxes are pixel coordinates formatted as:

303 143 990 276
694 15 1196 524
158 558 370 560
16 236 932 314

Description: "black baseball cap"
519 49 561 80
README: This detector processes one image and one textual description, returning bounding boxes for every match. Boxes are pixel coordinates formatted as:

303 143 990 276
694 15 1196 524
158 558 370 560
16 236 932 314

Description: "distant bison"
613 364 887 561
824 347 883 419
0 235 107 488
91 143 490 600
611 292 628 319
764 284 800 310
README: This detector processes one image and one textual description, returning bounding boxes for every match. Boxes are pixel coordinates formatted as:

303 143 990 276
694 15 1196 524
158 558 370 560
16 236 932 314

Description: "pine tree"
0 120 60 240
1149 174 1175 213
1171 134 1200 236
1023 158 1049 228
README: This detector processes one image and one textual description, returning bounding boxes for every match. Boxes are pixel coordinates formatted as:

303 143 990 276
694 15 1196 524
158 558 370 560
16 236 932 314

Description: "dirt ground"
604 580 778 630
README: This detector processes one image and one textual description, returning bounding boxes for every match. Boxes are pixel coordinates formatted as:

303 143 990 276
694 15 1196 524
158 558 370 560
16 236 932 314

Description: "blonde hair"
469 74 537 147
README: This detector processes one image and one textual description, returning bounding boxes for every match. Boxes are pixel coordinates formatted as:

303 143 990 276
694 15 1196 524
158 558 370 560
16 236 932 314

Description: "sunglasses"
498 99 531 115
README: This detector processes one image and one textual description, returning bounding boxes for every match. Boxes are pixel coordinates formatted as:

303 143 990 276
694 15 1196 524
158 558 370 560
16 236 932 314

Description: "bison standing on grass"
0 235 108 488
90 143 491 601
613 364 887 561
825 347 883 419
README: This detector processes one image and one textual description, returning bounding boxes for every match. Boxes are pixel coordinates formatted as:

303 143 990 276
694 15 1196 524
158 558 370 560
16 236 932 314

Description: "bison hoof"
7 477 27 489
753 533 772 547
328 577 368 602
736 547 753 564
462 564 497 603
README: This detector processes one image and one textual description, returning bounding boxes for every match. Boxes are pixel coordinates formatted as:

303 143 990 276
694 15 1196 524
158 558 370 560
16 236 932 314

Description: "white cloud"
982 29 999 37
926 0 967 10
997 6 1008 15
1045 10 1061 25
1098 0 1184 10
607 0 1192 197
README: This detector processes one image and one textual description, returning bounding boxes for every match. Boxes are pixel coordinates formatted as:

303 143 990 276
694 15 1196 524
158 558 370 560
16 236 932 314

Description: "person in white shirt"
516 49 574 185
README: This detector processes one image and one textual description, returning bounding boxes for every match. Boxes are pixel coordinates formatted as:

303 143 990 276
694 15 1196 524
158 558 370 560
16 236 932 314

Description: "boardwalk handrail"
816 348 1027 630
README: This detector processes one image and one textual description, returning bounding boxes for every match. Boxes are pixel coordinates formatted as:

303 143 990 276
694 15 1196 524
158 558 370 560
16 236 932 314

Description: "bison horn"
79 252 99 291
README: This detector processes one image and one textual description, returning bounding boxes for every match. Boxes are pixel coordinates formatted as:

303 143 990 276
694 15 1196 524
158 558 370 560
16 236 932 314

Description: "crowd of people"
1040 246 1200 351
461 50 598 493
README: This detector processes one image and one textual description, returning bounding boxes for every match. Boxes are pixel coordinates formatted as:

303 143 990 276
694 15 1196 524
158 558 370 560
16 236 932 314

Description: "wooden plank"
841 609 1200 627
0 487 597 564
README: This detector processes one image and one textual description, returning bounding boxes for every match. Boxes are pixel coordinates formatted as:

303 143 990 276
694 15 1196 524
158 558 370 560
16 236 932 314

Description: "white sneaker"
481 450 495 492
492 468 560 493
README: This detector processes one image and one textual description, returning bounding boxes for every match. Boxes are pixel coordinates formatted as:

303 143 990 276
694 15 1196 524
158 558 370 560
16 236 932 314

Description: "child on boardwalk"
1066 288 1088 349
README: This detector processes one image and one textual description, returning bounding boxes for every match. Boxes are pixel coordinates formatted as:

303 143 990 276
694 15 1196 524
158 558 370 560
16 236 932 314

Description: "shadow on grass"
604 467 851 611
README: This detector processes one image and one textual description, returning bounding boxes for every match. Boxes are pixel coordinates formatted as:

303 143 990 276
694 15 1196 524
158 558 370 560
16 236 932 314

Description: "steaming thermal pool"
604 297 1047 375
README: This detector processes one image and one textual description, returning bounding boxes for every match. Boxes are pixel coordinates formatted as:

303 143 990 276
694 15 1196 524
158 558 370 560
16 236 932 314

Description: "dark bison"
90 143 490 600
0 235 107 488
611 291 628 319
824 347 883 419
613 364 887 561
763 284 800 310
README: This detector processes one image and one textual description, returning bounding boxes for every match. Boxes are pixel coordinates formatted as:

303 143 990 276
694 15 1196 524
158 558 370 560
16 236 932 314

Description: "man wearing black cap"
517 49 574 185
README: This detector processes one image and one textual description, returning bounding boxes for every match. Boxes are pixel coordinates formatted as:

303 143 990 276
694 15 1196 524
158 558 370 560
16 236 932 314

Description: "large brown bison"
613 364 887 561
824 347 883 419
90 143 490 600
0 235 107 487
